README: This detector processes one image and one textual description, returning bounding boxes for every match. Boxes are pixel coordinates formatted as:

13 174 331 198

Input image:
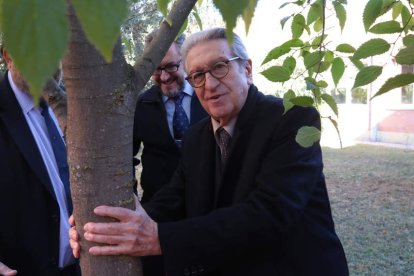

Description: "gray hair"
181 27 250 72
145 29 186 49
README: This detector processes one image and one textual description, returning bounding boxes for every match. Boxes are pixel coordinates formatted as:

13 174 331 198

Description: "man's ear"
245 59 253 85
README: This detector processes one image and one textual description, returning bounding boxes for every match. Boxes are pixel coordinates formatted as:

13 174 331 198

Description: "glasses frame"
185 56 240 88
153 60 182 76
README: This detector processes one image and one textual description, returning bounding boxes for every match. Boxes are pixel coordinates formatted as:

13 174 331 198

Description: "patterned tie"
172 92 189 148
39 100 73 215
215 127 232 165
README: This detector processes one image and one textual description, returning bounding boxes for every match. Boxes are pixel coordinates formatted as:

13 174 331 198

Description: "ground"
323 144 414 276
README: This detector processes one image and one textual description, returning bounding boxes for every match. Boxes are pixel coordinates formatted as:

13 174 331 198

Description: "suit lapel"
0 74 57 198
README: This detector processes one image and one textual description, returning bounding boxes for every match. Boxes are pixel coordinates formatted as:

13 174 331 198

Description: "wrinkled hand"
0 262 17 276
83 200 161 257
68 215 80 258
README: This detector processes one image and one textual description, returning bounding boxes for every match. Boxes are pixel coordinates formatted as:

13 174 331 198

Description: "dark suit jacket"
133 85 207 202
145 85 349 276
0 75 77 275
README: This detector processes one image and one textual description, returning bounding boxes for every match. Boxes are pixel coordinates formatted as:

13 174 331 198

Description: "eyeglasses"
153 60 181 75
185 57 240 88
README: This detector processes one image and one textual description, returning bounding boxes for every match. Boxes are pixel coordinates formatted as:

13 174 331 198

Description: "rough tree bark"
62 0 198 275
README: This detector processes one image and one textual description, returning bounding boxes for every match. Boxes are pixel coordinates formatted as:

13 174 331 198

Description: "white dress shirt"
9 72 74 268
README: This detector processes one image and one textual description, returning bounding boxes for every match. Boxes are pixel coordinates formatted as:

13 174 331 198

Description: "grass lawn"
323 144 414 276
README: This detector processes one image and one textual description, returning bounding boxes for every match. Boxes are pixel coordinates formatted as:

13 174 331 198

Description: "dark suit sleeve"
156 106 328 274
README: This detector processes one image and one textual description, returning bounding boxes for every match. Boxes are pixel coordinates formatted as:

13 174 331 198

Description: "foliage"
214 0 414 147
121 0 162 64
1 0 414 149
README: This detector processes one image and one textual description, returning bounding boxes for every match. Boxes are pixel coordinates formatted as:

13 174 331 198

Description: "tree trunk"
63 5 141 276
62 0 198 275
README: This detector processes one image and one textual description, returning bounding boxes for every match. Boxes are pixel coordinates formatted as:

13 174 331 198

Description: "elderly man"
71 28 349 276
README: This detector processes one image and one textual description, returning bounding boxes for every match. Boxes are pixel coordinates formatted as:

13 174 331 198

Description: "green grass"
323 144 414 276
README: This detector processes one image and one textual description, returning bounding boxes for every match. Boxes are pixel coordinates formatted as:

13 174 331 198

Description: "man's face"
185 39 252 126
152 44 185 98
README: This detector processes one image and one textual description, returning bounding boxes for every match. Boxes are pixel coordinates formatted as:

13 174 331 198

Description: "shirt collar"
8 71 36 114
211 116 238 137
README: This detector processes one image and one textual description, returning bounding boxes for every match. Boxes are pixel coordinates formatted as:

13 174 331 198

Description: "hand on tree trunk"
69 201 161 257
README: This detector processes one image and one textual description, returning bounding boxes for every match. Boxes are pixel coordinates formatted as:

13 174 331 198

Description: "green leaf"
304 52 323 69
353 38 390 60
363 0 383 32
291 14 305 39
349 57 365 70
395 45 414 65
192 10 203 30
336 43 355 53
324 51 334 63
334 2 346 31
331 57 345 87
368 20 402 34
242 0 259 34
282 38 304 48
317 80 328 88
403 35 414 47
312 34 327 49
283 89 296 114
380 0 396 16
307 0 323 25
283 56 296 74
280 15 292 29
313 17 323 32
290 96 314 107
260 66 291 82
261 45 290 65
296 126 321 147
321 93 338 116
2 0 69 99
392 1 403 20
373 73 414 98
157 0 170 18
214 0 250 43
72 0 128 62
400 5 414 33
314 61 331 73
353 66 383 89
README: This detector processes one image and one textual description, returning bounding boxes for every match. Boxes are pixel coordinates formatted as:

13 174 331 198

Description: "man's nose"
204 72 219 90
160 70 171 81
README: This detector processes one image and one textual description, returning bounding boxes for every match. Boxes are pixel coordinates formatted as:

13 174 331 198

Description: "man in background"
133 30 207 276
133 30 207 202
0 47 78 275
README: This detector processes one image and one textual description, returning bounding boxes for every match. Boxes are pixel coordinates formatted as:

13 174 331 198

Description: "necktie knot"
173 92 186 105
215 127 231 164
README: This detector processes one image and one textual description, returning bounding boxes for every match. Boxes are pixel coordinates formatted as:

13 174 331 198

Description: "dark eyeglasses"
154 60 181 75
185 57 240 88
